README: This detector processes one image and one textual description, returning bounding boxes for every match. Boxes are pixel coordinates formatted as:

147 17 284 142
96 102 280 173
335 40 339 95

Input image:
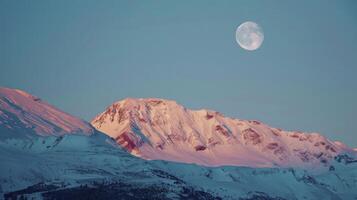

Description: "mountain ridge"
1 87 355 169
1 88 357 199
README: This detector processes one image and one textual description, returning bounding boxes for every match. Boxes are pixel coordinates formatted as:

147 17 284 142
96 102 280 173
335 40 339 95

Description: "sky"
1 1 357 147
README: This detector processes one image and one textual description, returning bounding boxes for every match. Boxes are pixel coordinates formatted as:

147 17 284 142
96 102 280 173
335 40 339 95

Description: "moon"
235 21 264 51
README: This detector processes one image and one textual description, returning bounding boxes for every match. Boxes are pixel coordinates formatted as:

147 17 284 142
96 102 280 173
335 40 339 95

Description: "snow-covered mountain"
0 89 356 199
0 87 94 138
92 98 356 168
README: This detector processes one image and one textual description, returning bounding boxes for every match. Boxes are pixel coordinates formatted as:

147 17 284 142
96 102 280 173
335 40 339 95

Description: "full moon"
235 21 264 51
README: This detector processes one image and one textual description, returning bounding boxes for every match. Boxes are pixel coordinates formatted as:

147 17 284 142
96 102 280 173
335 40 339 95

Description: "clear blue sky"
1 1 356 147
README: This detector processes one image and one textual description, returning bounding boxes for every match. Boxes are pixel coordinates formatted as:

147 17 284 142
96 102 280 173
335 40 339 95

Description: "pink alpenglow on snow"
92 98 356 168
0 87 94 137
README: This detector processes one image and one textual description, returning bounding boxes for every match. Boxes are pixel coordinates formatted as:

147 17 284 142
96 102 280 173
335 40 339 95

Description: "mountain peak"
111 98 222 119
0 87 40 101
114 97 181 107
92 97 355 168
0 87 94 137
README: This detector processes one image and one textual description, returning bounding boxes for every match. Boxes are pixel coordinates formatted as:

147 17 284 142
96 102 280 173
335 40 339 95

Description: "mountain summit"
92 98 355 168
0 87 94 138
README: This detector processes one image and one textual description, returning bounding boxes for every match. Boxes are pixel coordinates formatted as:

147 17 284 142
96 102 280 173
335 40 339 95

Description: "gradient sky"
1 1 357 147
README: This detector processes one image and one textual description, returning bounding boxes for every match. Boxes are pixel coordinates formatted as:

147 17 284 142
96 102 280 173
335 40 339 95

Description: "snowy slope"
0 87 94 138
92 98 356 168
0 133 356 200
